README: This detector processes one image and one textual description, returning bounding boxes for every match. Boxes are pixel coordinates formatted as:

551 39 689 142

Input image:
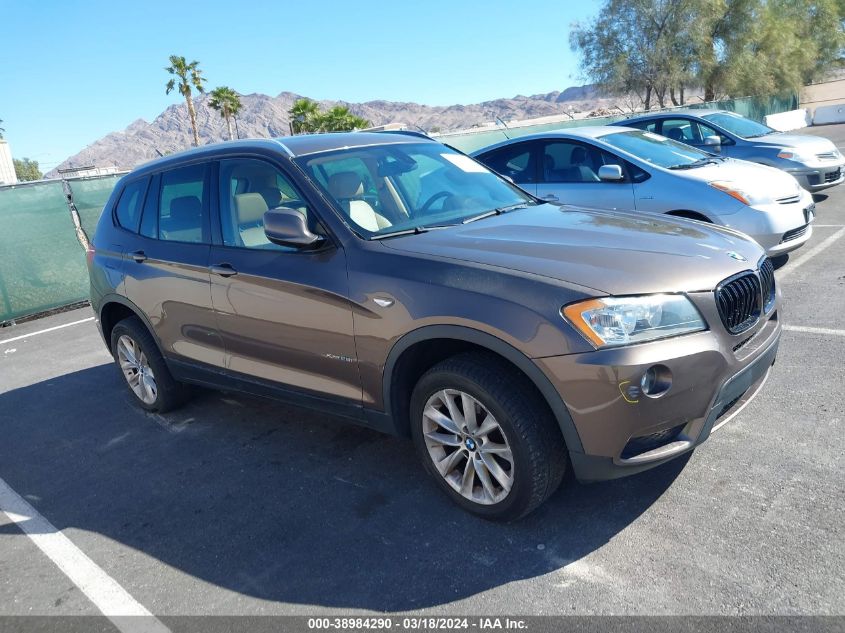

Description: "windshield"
600 130 713 169
295 142 535 238
702 112 775 138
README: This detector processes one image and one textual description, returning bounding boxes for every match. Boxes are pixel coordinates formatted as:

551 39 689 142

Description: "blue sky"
0 0 600 170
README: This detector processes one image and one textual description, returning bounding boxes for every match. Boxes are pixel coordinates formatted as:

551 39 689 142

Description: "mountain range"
48 85 610 177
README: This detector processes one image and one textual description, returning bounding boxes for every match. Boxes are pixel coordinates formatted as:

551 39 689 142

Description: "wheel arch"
382 325 584 454
98 295 163 356
666 209 712 223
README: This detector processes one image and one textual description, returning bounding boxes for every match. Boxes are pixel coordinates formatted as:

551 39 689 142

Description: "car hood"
380 204 765 295
748 132 838 154
668 158 803 201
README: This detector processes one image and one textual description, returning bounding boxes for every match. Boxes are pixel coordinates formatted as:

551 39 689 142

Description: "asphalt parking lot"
1 126 843 623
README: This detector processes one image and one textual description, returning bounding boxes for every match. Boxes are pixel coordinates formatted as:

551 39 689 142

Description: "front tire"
110 316 190 413
410 352 568 521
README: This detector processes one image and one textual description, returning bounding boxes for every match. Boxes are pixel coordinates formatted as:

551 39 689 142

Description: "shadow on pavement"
0 364 688 610
812 193 828 203
771 254 790 270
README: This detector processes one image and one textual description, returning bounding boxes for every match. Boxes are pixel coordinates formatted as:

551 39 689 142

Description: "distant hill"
48 86 610 176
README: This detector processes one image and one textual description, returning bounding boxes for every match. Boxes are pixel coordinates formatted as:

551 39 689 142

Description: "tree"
288 99 371 134
0 119 4 139
208 86 242 140
571 0 695 110
571 0 845 109
288 98 321 134
316 105 371 132
165 55 206 147
14 158 42 182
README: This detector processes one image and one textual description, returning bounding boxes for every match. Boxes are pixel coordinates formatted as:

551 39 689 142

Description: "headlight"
562 294 706 348
776 148 814 163
709 181 752 205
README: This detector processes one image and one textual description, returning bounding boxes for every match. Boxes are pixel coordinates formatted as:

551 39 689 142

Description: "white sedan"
472 126 814 257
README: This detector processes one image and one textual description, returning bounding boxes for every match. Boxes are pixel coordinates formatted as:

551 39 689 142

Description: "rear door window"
477 143 537 183
158 164 209 243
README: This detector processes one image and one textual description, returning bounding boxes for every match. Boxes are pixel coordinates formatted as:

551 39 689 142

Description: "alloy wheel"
422 389 515 505
116 334 157 405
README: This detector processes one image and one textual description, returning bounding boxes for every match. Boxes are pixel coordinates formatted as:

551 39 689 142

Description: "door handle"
542 194 559 202
129 250 147 263
210 263 238 278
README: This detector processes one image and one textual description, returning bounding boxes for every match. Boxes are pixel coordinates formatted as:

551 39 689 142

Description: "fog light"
641 365 672 398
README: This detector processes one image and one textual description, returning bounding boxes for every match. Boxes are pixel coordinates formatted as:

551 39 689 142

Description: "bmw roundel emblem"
726 251 747 262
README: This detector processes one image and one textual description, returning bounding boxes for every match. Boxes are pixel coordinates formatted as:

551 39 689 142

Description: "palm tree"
288 99 321 134
165 55 206 147
317 106 370 132
208 86 242 140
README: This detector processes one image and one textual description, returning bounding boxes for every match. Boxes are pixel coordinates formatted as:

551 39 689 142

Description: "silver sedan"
471 126 815 257
613 109 845 192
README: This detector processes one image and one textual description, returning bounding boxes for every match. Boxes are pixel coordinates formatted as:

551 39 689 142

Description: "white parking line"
783 325 845 337
778 226 845 280
0 317 94 346
0 476 170 633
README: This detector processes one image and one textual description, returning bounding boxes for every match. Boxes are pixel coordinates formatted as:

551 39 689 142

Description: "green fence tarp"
0 94 799 323
0 176 119 323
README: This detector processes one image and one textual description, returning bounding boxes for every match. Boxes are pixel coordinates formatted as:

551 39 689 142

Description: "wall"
800 79 845 117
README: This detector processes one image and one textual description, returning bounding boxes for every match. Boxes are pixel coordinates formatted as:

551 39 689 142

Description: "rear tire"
410 352 568 521
110 316 190 413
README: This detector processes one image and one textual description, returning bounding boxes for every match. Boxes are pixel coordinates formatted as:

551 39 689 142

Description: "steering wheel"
420 191 455 213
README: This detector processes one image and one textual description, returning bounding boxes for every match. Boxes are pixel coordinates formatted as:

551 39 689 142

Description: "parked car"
613 109 845 192
89 132 780 520
472 126 814 257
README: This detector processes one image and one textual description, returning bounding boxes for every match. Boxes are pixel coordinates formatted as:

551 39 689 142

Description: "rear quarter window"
113 178 149 233
627 120 659 133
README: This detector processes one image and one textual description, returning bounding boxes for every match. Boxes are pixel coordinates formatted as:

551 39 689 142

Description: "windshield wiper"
462 202 532 224
668 157 720 170
369 225 450 240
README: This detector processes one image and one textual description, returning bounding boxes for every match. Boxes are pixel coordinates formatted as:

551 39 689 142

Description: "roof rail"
370 129 433 140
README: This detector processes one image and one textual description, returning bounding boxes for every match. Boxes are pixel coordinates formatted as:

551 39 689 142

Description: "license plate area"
804 204 815 223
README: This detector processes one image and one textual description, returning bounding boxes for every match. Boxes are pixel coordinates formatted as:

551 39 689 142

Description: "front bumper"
535 298 781 482
724 198 815 257
786 162 845 192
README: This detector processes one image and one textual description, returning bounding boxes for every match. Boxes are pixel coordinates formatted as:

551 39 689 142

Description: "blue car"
613 109 845 192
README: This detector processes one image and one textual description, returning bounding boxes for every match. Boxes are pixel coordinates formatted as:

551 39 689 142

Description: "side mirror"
598 164 624 181
704 135 722 149
264 208 324 250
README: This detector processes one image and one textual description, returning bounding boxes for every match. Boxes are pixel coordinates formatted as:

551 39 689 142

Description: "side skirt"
166 357 398 436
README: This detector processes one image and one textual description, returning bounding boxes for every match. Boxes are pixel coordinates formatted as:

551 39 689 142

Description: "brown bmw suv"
88 132 780 520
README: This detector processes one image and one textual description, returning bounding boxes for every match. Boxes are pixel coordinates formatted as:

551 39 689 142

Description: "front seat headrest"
234 193 269 224
668 128 685 141
571 146 588 165
328 171 365 199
